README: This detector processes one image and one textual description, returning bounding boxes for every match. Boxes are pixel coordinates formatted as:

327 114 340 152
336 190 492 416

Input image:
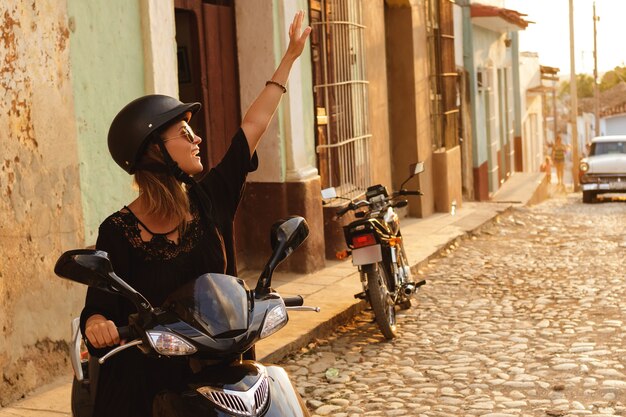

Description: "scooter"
321 163 426 339
56 216 318 417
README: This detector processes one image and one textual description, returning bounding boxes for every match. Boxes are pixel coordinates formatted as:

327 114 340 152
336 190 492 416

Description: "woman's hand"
284 10 312 61
85 314 120 348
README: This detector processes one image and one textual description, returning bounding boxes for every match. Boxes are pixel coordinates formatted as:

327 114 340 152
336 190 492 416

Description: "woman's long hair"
132 122 226 270
134 141 190 232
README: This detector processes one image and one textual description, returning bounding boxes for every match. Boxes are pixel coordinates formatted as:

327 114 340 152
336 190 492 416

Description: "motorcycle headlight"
260 303 288 339
580 161 589 172
147 331 197 356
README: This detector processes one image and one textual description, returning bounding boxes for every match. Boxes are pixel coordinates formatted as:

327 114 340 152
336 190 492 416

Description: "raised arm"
241 10 311 153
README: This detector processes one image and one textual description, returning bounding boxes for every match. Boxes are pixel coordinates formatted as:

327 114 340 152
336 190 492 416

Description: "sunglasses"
162 124 196 144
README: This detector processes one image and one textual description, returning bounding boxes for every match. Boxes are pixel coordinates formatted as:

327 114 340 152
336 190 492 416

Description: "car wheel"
582 190 596 204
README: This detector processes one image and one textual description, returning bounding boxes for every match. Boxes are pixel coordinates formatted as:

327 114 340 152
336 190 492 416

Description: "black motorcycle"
322 163 426 339
57 216 318 417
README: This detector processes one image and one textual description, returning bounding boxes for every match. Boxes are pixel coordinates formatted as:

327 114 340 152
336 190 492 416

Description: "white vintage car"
579 135 626 203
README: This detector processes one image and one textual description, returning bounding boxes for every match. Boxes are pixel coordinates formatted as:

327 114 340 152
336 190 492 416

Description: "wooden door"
174 0 246 271
174 0 240 169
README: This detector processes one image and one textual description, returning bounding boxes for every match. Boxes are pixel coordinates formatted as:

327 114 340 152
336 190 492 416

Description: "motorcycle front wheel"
365 262 397 339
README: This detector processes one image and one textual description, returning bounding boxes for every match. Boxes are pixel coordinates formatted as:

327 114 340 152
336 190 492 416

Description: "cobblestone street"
280 195 626 417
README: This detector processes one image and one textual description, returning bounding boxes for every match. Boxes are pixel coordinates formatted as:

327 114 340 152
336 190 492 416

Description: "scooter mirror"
270 216 309 261
54 249 153 312
400 161 425 191
55 249 116 289
321 187 337 199
256 217 309 296
410 161 425 176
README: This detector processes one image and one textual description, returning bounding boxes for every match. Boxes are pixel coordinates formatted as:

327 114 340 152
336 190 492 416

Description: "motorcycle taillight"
352 233 376 248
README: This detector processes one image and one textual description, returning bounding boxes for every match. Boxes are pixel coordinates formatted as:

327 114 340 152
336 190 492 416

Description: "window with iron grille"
310 0 371 198
425 0 460 151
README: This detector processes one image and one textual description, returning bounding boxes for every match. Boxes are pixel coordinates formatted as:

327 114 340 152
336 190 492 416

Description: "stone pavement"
0 172 548 416
284 191 626 417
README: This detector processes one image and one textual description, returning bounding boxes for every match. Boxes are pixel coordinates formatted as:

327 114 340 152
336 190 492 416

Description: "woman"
79 11 311 417
552 135 568 188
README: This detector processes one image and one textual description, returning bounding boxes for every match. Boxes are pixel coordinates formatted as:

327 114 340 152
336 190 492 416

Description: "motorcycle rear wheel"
365 263 397 339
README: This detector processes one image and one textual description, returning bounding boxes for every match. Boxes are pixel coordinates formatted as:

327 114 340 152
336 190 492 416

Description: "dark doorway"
174 0 240 169
174 0 246 271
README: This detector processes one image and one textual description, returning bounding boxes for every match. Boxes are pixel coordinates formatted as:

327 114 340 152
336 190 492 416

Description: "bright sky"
505 0 626 76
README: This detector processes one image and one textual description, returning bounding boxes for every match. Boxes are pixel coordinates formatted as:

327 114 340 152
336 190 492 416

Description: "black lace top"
116 202 204 261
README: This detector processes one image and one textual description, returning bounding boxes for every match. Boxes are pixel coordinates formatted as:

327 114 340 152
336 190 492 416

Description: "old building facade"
1 0 550 403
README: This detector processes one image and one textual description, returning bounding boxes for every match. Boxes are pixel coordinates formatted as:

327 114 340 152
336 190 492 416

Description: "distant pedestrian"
551 135 568 189
541 155 552 184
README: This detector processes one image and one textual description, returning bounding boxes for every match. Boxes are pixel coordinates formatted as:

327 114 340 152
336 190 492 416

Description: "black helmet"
108 94 201 174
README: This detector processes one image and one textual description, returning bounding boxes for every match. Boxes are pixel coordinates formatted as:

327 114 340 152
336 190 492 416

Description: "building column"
140 0 178 96
235 0 324 273
385 0 435 218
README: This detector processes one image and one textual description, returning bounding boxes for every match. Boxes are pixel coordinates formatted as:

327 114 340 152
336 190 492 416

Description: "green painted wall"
67 0 145 244
472 26 504 168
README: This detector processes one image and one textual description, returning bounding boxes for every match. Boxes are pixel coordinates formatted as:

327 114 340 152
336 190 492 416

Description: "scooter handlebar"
397 189 423 196
117 326 139 342
336 204 352 217
336 200 371 217
283 295 304 307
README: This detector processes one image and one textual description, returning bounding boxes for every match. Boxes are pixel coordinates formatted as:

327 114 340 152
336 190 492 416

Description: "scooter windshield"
165 273 250 337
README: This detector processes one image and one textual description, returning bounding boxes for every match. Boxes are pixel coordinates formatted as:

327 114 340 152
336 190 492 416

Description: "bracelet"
266 80 287 94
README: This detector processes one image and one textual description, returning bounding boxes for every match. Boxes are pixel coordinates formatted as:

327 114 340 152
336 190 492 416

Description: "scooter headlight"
260 303 288 339
147 331 197 356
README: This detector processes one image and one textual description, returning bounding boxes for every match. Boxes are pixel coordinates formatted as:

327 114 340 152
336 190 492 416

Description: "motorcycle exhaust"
403 280 426 296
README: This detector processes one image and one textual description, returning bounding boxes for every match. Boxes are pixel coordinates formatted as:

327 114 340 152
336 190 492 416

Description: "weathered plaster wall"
67 0 144 245
0 0 84 405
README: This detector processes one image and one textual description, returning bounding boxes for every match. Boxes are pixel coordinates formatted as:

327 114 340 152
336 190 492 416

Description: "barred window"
310 0 371 198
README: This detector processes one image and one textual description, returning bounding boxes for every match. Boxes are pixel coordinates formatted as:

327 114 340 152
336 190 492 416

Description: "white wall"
453 4 464 68
518 52 545 172
522 100 543 171
604 114 626 136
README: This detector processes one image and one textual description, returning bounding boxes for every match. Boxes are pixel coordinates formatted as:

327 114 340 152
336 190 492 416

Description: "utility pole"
569 0 580 190
593 1 600 137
